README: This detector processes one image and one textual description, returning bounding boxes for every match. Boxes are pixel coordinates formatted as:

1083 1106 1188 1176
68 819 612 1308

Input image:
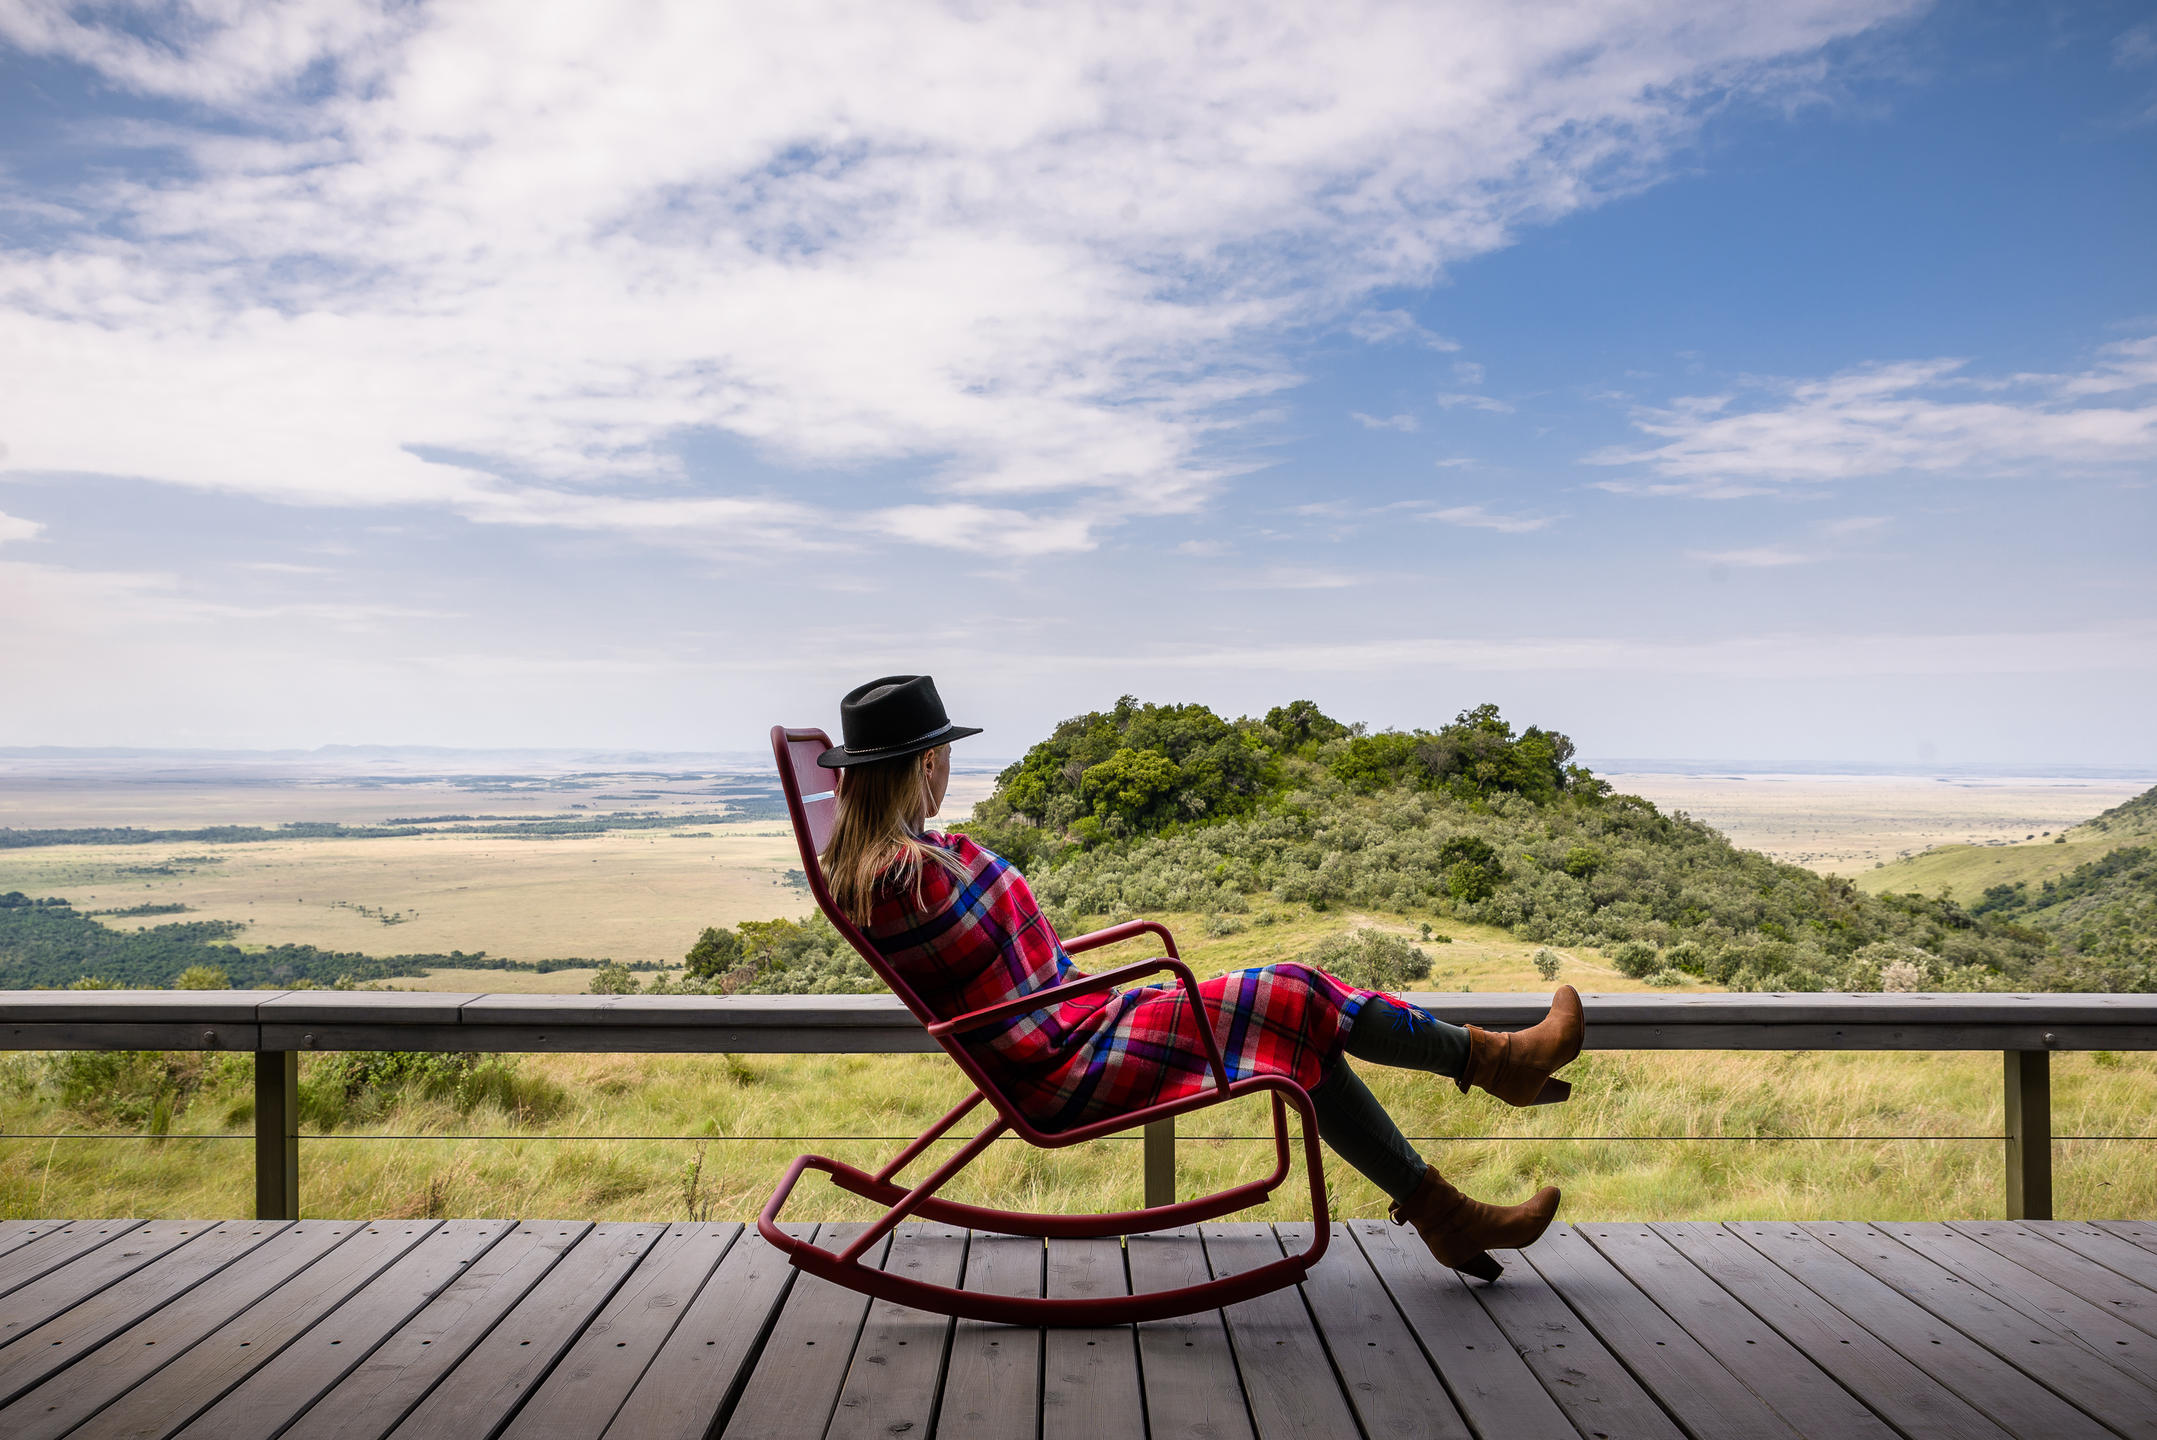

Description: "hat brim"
816 723 982 769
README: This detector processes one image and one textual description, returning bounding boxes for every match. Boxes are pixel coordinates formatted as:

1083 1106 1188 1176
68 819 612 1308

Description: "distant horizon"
0 744 2148 785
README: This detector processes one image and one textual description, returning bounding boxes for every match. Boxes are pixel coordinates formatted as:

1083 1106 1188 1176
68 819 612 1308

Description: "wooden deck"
1 1217 2154 1439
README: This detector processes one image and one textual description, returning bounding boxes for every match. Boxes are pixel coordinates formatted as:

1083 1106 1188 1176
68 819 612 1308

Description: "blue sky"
0 0 2151 765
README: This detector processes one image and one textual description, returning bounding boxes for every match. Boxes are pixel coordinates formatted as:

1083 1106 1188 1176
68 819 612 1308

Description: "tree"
589 963 638 995
1080 748 1182 829
684 925 744 980
174 964 230 990
1263 700 1351 752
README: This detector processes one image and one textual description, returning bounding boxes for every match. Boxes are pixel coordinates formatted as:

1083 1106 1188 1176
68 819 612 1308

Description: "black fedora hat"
817 675 982 768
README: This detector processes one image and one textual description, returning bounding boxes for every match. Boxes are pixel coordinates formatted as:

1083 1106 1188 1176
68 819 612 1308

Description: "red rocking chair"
756 725 1333 1324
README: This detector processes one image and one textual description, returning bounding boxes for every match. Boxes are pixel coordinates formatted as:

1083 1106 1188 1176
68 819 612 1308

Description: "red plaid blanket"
863 832 1374 1133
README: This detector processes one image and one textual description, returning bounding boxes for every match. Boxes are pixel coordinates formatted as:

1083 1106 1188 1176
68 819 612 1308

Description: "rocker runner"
818 673 1584 1280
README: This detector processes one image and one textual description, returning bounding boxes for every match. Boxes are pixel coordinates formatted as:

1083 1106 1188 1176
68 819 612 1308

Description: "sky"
0 0 2152 766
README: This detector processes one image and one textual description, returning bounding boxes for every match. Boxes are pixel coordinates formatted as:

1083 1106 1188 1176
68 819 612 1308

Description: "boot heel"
1454 1251 1504 1283
1533 1077 1571 1105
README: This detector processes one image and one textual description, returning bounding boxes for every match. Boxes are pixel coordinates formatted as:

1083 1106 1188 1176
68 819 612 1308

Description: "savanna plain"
2 752 2151 1223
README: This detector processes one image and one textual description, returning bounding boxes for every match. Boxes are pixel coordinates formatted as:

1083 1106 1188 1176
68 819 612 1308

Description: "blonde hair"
821 745 966 926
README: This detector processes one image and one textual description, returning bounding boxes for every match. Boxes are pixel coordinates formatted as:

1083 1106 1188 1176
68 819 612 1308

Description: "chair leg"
836 1111 1007 1265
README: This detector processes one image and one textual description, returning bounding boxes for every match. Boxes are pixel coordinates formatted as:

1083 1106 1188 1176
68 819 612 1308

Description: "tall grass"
2 1047 2151 1221
2 907 2150 1221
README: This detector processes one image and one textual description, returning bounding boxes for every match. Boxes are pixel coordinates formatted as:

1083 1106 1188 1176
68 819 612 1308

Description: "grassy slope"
1853 836 2117 904
1856 782 2157 905
7 907 2150 1223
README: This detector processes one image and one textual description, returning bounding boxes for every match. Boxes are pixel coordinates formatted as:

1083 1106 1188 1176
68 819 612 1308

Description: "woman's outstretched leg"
1309 1059 1557 1281
1345 987 1583 1107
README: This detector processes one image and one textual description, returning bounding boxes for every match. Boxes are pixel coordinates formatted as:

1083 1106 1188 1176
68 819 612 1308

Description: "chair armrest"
925 952 1231 1094
1061 918 1180 959
926 958 1171 1038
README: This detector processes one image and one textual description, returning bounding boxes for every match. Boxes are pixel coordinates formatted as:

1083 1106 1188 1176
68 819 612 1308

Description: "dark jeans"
1308 995 1471 1204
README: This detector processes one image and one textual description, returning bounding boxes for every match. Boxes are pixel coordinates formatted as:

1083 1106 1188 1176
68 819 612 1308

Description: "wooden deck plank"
1727 1223 2115 1440
498 1222 740 1440
0 1222 290 1409
1949 1221 2157 1340
600 1223 808 1440
383 1221 667 1440
0 1221 211 1350
1580 1223 1899 1440
1471 1236 1687 1440
171 1220 515 1440
1524 1224 1804 1440
1040 1237 1143 1440
0 1222 68 1264
77 1219 441 1440
1651 1223 2015 1440
1276 1221 1471 1440
2022 1220 2157 1292
2093 1221 2157 1258
0 1222 363 1440
1348 1218 1584 1440
280 1222 589 1440
719 1223 889 1440
0 1220 141 1300
1200 1222 1360 1440
827 1224 967 1440
1872 1221 2157 1393
936 1232 1043 1440
1804 1222 2157 1438
1128 1225 1255 1440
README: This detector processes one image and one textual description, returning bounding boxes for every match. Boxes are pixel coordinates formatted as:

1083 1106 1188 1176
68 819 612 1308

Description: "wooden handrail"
4 989 2153 1222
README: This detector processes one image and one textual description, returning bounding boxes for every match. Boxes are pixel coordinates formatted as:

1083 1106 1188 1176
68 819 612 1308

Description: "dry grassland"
1605 770 2146 875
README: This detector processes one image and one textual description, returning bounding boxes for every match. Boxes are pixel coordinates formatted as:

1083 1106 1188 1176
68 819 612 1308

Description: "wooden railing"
4 989 2153 1222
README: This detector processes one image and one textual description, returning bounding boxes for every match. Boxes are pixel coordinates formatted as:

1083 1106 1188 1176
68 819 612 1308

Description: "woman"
818 674 1582 1277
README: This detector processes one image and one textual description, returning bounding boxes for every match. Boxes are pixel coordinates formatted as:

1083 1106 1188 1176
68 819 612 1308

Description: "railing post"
2004 1049 2051 1221
1144 1116 1175 1208
256 1050 299 1220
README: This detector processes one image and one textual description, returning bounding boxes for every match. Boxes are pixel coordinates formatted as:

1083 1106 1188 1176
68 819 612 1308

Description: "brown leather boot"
1389 1164 1560 1282
1458 984 1582 1106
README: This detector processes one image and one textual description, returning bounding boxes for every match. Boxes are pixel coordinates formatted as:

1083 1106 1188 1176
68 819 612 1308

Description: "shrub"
1646 969 1684 987
174 964 230 990
1534 948 1562 982
1304 929 1431 992
1610 940 1660 979
1879 959 1926 993
589 963 638 995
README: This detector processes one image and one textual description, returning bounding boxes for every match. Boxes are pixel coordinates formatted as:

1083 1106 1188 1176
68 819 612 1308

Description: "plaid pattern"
864 833 1375 1133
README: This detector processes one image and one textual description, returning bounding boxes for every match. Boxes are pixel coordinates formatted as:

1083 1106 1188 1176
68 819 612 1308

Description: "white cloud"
1452 361 1486 385
0 0 1917 553
1347 309 1460 351
1350 411 1419 431
1177 539 1231 558
1820 514 1889 537
0 510 42 546
1435 392 1515 413
1688 545 1812 567
1591 336 2157 490
1221 565 1363 591
1422 504 1559 533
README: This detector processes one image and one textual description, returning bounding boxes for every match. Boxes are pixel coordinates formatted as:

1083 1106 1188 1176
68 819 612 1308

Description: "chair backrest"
769 725 939 1028
770 723 1066 1143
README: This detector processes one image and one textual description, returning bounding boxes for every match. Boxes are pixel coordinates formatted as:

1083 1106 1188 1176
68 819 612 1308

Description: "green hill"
957 698 2139 993
2072 783 2157 842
